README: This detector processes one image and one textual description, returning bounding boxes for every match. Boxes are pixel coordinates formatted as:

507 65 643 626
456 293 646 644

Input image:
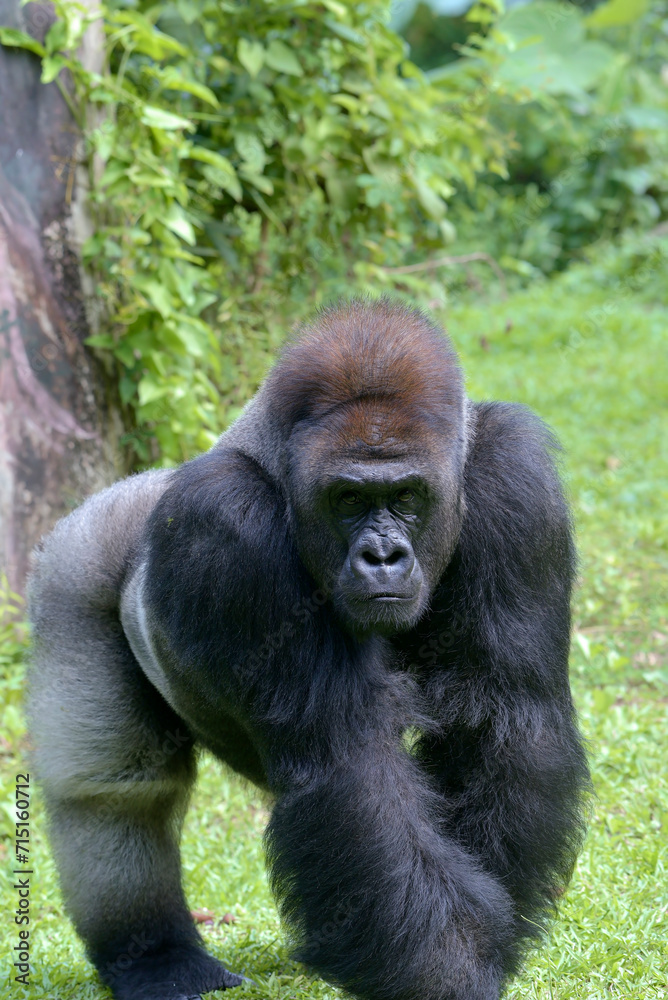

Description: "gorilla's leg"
29 610 242 1000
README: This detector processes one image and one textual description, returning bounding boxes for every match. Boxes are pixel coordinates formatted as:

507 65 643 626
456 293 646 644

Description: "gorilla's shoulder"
146 446 295 597
466 402 567 511
468 400 561 470
144 447 303 633
151 447 287 538
28 469 173 612
461 401 573 575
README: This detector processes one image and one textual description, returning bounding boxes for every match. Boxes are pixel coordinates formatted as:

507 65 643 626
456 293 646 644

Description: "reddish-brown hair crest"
267 298 463 433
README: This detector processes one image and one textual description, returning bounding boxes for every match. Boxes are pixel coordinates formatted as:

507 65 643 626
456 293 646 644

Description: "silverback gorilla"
28 299 589 1000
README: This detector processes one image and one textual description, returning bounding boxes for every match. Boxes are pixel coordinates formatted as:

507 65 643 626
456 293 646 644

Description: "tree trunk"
0 0 127 597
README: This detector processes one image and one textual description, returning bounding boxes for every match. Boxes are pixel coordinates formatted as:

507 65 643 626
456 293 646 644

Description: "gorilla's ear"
144 448 306 645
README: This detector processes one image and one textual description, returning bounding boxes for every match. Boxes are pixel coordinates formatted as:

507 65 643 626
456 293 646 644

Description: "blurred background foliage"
4 0 666 466
448 0 668 275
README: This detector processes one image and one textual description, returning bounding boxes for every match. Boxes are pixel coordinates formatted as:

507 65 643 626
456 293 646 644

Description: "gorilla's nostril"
362 550 383 566
361 548 407 568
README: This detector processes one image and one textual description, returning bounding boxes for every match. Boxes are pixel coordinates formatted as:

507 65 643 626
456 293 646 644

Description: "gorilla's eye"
340 491 363 506
395 489 415 504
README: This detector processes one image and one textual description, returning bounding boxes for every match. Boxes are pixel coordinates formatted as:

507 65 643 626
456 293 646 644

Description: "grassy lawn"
1 240 667 999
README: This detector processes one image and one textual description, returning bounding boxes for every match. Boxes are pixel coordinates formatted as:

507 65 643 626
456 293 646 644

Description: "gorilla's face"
322 461 431 635
286 399 466 636
289 446 465 637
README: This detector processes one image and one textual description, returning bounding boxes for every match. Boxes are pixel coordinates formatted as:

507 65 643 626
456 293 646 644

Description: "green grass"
1 237 667 999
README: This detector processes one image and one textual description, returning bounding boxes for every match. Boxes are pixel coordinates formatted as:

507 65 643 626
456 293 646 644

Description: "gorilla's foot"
102 943 245 1000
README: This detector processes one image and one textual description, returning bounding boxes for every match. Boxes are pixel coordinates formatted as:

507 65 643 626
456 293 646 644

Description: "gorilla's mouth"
368 593 412 602
335 585 425 636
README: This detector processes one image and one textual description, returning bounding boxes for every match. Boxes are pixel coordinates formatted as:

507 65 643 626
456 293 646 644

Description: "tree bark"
0 0 127 597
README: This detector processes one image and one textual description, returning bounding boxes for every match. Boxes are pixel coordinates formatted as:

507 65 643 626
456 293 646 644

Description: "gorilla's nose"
351 536 415 589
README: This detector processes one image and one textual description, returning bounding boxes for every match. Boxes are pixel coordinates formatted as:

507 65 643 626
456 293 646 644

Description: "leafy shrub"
1 0 511 465
448 0 668 276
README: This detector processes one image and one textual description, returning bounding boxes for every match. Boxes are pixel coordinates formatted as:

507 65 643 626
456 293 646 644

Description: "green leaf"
138 377 171 405
141 106 193 131
41 55 67 84
496 3 616 96
137 280 173 318
201 164 244 200
265 40 303 77
126 169 173 188
466 2 499 25
591 688 616 714
154 68 220 108
234 131 267 172
624 106 668 130
325 175 358 210
188 147 243 201
173 324 205 356
586 0 649 28
323 17 366 44
109 11 189 59
611 166 652 195
412 174 446 221
332 94 360 112
186 146 235 170
163 206 197 245
321 0 348 17
237 38 264 78
0 27 45 56
85 334 116 349
44 19 68 55
239 169 274 195
98 161 130 189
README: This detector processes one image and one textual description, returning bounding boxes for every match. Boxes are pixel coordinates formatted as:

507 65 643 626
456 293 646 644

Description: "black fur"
28 300 589 1000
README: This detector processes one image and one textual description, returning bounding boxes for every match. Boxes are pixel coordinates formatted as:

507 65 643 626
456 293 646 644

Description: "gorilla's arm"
265 712 516 1000
143 447 517 1000
401 403 589 955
